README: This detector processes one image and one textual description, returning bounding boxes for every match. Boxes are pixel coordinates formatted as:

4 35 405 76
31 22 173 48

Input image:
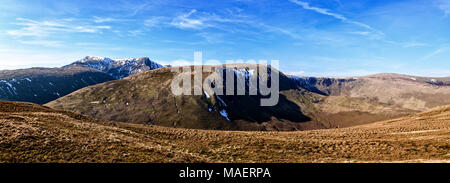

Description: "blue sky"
1 0 450 76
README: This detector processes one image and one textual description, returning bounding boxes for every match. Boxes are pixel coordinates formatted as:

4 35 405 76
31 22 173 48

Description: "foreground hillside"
1 101 449 163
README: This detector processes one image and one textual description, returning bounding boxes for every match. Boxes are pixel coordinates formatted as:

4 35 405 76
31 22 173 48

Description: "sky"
1 0 450 77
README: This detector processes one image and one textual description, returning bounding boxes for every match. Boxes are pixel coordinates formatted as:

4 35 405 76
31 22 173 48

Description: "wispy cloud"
289 0 383 36
167 9 302 41
144 16 169 28
18 40 63 47
402 41 427 48
422 47 448 60
258 23 302 39
7 18 111 38
169 9 248 30
93 16 133 23
348 31 370 36
437 0 450 16
170 9 206 29
93 16 118 23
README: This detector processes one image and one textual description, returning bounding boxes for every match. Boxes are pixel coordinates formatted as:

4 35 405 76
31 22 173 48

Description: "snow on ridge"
78 56 107 62
75 56 162 69
67 56 164 79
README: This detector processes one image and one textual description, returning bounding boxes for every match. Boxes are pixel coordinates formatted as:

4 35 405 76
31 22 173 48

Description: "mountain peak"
67 56 164 79
78 56 109 62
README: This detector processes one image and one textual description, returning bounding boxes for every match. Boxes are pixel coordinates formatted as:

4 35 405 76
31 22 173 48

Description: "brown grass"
1 101 449 163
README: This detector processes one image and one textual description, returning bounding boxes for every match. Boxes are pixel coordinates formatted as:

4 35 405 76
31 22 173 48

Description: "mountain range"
2 57 450 131
0 56 163 104
64 56 163 79
2 59 450 162
46 64 450 131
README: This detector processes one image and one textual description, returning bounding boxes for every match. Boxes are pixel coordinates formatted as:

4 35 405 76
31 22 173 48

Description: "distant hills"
0 56 164 104
0 66 114 105
46 65 450 131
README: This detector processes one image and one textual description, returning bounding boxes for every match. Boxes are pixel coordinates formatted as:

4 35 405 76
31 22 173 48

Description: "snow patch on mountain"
219 109 230 121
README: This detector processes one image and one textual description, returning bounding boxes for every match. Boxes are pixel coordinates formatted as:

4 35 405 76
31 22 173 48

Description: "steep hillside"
291 73 450 111
2 101 449 163
0 66 114 105
64 56 164 79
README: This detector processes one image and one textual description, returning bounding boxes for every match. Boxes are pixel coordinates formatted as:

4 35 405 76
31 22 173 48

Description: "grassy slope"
1 101 449 163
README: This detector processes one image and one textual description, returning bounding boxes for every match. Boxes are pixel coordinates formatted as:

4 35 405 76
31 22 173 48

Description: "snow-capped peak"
79 56 108 62
67 56 164 79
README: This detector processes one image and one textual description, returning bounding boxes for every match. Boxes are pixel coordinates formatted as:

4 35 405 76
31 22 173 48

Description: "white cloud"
437 0 450 16
289 0 346 20
18 40 63 47
348 31 370 36
402 42 427 48
170 9 207 29
169 9 247 30
144 16 168 28
128 30 144 37
7 18 112 38
93 16 116 23
422 47 448 60
289 0 383 36
258 23 302 39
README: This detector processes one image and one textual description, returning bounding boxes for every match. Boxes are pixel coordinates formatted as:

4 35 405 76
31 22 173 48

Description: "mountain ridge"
0 56 165 104
64 56 164 79
0 66 115 105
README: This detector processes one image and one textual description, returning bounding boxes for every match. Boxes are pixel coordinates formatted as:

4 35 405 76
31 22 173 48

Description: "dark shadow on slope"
218 94 311 123
210 66 311 123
